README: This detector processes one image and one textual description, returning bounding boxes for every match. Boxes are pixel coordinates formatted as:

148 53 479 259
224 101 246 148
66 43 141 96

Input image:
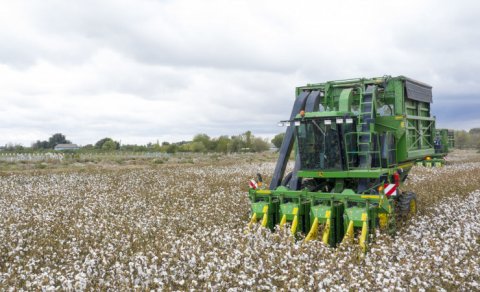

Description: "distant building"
54 144 80 151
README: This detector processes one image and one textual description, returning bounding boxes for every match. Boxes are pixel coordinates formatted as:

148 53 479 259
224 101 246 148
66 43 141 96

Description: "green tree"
4 143 25 152
469 128 480 150
166 144 178 154
48 133 71 148
455 130 471 149
271 133 285 149
102 140 118 151
189 141 207 153
193 134 212 151
228 135 245 153
178 144 190 152
251 137 270 152
469 128 480 135
150 143 162 152
82 144 95 150
32 140 50 149
214 135 230 154
32 133 71 149
243 131 252 149
95 138 120 150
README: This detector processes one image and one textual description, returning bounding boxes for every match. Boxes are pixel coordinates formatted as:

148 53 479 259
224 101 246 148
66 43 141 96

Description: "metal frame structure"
248 76 444 251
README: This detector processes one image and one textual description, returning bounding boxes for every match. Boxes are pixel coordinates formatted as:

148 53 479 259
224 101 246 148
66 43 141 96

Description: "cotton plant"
0 157 478 290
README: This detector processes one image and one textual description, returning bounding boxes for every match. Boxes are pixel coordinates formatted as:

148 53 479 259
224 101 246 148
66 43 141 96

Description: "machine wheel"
281 172 293 187
396 191 417 217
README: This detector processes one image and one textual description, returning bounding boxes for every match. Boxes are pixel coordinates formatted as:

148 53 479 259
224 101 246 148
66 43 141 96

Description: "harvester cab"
248 76 438 251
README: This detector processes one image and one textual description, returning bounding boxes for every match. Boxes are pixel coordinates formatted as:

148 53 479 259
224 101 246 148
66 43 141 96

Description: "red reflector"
384 183 397 197
249 179 258 189
393 172 400 187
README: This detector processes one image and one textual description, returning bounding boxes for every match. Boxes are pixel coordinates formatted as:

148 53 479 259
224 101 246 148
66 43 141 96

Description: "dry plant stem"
0 153 479 290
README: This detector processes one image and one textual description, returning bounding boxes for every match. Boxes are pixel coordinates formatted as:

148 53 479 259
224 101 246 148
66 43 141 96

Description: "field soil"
0 150 479 290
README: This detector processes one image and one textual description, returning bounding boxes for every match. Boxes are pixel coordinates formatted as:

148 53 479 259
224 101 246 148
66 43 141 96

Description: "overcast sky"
1 0 479 146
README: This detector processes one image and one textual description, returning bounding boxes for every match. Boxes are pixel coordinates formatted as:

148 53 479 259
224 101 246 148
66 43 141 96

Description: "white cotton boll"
1 158 479 290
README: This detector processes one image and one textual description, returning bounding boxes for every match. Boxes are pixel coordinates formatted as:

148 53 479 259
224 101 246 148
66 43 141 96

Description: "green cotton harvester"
248 76 449 252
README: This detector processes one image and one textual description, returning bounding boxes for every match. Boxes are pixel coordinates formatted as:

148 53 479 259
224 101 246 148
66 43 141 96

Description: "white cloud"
1 0 480 145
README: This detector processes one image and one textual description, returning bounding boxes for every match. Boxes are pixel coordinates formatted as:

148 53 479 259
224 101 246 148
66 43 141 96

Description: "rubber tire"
397 191 417 216
281 172 293 187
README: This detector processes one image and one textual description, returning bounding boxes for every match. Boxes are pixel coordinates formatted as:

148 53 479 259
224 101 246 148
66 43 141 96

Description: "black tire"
281 172 293 187
396 191 417 216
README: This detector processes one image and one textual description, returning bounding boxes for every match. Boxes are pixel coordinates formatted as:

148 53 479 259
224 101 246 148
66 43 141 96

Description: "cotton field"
0 153 479 290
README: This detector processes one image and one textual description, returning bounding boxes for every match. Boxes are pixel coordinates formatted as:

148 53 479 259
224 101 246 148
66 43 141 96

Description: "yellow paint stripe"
344 220 354 240
305 217 318 242
256 190 271 195
290 208 299 235
359 220 368 253
279 214 287 227
398 162 414 169
322 216 331 245
361 212 368 222
261 205 268 227
361 195 380 200
257 190 272 195
247 213 257 229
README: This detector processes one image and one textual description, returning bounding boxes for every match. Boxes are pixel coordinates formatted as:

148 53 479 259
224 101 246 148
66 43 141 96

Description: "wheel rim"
409 199 417 214
378 213 388 229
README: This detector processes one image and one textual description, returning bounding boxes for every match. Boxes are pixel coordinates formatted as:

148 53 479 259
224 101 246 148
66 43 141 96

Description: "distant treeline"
455 128 480 150
4 129 478 153
2 132 286 154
